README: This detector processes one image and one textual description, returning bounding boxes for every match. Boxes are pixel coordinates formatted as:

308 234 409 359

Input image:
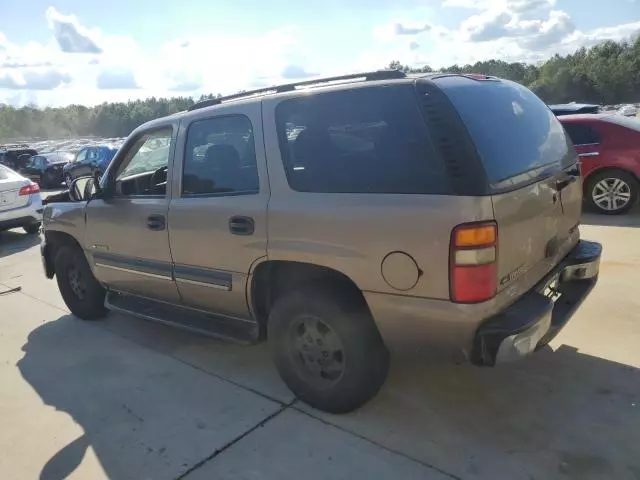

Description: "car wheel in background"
586 170 639 215
54 245 108 320
65 173 73 187
23 223 41 235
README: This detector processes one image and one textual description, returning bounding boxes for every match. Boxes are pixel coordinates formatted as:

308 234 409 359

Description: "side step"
105 291 260 345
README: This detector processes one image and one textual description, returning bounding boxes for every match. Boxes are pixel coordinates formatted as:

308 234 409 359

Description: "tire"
268 285 389 413
586 170 639 215
54 245 108 320
64 173 73 188
23 223 41 235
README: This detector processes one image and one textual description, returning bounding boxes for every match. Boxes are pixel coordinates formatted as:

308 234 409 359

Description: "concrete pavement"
1 208 639 479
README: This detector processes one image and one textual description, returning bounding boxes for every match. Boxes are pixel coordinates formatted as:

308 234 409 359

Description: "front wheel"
54 245 108 320
586 170 639 215
268 285 389 413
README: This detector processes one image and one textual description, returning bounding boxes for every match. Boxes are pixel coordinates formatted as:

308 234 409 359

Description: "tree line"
1 37 639 142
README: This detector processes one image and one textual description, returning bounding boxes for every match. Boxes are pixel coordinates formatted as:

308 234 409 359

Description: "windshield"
439 77 573 184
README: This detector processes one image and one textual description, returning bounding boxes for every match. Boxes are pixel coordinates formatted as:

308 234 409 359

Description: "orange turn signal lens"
454 224 497 248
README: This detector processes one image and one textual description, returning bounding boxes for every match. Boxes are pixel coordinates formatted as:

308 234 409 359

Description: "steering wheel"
149 166 168 193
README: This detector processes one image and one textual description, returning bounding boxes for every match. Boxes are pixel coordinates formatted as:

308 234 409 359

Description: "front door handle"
147 214 166 231
229 216 254 236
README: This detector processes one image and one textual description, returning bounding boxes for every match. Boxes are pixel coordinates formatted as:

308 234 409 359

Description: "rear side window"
183 115 259 196
439 78 572 184
563 123 600 145
275 85 449 194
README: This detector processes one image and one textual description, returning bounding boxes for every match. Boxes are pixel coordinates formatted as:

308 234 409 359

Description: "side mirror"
69 176 97 202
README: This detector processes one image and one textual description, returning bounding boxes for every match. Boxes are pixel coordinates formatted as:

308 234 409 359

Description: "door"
72 148 93 178
562 122 602 175
22 156 45 182
168 104 269 317
85 126 180 302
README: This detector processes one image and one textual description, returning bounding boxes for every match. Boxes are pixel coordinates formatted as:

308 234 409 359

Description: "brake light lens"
19 183 40 196
450 222 498 303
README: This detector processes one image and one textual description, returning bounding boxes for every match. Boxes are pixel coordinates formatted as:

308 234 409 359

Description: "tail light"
450 222 498 303
19 183 40 196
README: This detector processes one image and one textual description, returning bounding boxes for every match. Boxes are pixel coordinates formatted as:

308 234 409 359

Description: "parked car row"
0 145 118 190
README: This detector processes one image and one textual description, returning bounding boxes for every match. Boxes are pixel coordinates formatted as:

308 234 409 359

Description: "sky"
0 0 639 107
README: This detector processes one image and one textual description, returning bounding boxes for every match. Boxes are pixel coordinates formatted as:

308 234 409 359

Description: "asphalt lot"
1 192 639 480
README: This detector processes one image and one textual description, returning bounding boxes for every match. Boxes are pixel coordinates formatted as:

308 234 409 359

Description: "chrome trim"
573 142 600 147
578 152 599 157
175 277 231 291
94 263 173 281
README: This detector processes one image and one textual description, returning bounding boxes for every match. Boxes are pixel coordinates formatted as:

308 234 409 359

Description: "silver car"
0 164 43 234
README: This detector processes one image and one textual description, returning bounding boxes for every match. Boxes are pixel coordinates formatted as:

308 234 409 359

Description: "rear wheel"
586 170 638 215
64 173 73 187
23 223 41 235
54 245 107 320
268 285 389 413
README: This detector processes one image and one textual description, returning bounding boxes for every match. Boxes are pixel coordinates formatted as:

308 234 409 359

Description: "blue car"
63 145 118 186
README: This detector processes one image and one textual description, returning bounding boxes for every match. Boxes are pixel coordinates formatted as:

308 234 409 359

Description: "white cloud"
0 68 71 90
45 6 103 54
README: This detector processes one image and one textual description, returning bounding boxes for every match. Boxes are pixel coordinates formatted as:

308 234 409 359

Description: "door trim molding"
174 264 233 291
92 252 173 281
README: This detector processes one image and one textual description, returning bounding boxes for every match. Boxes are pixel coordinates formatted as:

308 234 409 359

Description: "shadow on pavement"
17 315 279 480
17 311 640 479
0 230 40 259
581 207 640 228
330 345 640 480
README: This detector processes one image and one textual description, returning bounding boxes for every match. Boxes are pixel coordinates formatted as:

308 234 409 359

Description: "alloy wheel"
592 177 632 212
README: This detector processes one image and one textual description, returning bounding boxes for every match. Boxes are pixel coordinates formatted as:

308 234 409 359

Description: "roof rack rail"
187 70 406 111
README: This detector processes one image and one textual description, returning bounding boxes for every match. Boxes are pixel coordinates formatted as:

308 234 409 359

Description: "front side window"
182 115 259 196
275 85 447 194
115 128 173 196
75 149 88 163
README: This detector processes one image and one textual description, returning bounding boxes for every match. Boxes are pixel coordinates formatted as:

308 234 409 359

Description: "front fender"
43 201 88 249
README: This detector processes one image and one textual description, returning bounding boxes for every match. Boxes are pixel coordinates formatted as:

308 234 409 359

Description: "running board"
105 291 259 345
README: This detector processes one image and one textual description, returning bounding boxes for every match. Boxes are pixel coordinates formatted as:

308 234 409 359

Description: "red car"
559 114 640 214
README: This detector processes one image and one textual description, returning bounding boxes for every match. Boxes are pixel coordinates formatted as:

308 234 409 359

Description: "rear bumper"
0 196 43 231
471 240 602 366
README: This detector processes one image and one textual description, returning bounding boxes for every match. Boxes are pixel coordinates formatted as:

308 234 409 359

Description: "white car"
0 164 43 234
618 104 638 117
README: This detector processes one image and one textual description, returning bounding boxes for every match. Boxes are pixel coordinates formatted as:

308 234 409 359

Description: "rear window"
275 85 449 194
439 78 572 184
562 123 601 145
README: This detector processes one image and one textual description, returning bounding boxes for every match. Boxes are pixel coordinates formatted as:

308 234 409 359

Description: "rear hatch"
437 76 582 296
0 165 30 212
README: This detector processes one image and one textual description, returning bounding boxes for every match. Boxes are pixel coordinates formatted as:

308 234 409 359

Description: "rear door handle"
229 216 254 236
147 214 166 231
578 152 599 157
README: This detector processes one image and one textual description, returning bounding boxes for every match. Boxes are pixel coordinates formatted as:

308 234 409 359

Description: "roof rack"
187 70 407 111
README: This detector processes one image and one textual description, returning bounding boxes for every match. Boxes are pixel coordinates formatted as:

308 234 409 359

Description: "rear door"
438 77 582 295
168 103 268 318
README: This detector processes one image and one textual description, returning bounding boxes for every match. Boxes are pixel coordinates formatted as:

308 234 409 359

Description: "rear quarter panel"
261 96 495 300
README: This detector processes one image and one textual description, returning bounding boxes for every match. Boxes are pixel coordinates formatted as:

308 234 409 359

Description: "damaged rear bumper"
472 239 602 366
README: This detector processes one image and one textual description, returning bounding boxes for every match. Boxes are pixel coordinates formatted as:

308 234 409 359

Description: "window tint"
275 85 448 194
439 78 572 184
563 123 600 145
115 128 172 196
183 115 259 196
